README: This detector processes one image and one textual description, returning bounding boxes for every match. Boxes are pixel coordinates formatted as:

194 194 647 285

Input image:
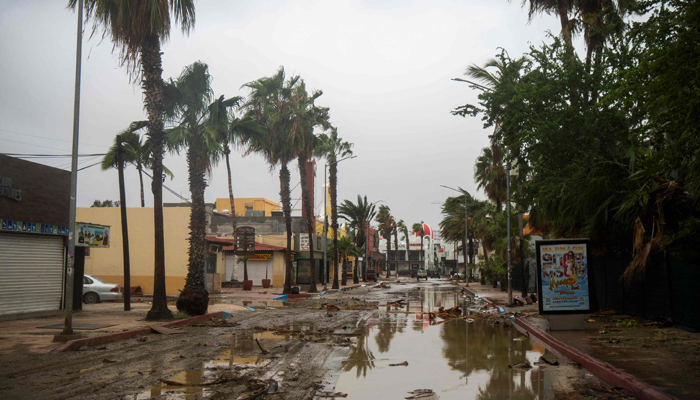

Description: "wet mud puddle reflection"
129 330 291 399
333 285 580 399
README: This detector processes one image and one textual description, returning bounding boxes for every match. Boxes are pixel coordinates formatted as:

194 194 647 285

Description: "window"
245 203 253 210
206 254 217 273
83 277 93 284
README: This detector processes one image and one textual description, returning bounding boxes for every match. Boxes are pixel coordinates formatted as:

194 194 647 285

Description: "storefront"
0 155 70 318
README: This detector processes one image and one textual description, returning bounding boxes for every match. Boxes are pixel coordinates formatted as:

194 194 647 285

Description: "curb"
52 311 224 353
514 317 674 400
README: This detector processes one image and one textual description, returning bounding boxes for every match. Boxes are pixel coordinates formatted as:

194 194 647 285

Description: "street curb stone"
514 316 675 400
51 311 224 353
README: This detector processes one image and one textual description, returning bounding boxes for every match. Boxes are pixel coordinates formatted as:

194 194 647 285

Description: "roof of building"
206 236 295 253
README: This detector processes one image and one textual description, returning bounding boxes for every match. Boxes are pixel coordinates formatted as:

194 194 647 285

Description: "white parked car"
83 274 122 304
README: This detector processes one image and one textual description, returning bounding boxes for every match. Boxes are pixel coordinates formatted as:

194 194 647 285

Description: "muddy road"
0 281 595 399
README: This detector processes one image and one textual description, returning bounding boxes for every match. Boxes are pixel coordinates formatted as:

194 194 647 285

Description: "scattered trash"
321 291 326 295
255 338 269 354
498 307 506 314
512 336 528 341
272 295 288 300
151 326 183 335
406 389 434 399
538 356 559 366
586 319 596 323
102 358 117 364
389 361 409 366
316 392 348 398
291 287 300 294
512 298 525 307
608 338 621 344
246 307 256 312
374 282 391 289
321 303 341 312
508 361 532 369
465 318 475 323
598 330 607 334
222 311 234 317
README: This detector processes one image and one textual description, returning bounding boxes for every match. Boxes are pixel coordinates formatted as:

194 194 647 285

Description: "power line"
0 128 110 148
1 137 77 152
1 153 107 158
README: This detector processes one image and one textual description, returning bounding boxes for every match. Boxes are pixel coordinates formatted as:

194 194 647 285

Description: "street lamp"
507 162 519 305
323 155 356 290
441 185 469 286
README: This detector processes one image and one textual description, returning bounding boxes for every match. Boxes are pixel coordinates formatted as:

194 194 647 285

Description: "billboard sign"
76 223 110 248
536 239 592 314
300 233 310 252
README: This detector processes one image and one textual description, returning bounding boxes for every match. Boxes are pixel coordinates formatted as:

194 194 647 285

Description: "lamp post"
441 185 469 286
507 163 513 305
323 155 356 290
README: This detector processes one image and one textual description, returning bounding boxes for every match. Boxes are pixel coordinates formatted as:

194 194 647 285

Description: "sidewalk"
0 301 249 355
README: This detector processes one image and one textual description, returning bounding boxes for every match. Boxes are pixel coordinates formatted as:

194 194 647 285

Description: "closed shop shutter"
238 260 272 286
0 233 64 316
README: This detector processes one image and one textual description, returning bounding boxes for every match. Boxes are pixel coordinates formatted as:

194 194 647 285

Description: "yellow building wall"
215 198 280 217
77 207 191 296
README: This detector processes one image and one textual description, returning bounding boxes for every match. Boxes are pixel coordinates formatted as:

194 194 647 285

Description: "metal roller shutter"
238 260 272 285
225 253 237 281
0 233 64 316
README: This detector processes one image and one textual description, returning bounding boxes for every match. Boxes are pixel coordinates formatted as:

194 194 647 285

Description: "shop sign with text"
76 223 110 248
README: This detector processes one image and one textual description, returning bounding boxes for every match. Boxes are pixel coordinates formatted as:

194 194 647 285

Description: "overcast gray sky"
0 0 563 231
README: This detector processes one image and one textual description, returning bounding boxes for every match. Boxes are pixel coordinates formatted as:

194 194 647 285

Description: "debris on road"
316 391 348 398
508 361 532 369
537 356 559 366
406 389 435 399
389 361 409 366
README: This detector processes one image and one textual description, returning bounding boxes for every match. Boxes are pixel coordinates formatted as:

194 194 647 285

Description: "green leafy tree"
375 205 395 278
71 0 196 321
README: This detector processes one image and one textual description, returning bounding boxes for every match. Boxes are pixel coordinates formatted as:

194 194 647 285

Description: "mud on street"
0 281 603 400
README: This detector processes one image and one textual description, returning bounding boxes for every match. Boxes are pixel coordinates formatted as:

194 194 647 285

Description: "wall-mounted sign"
536 239 592 314
300 233 310 252
0 177 21 201
76 223 110 248
1 219 69 236
248 253 272 261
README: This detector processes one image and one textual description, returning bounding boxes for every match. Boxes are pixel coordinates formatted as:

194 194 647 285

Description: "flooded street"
328 282 585 399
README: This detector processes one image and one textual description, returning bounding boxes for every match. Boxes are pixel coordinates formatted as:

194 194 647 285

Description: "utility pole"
117 136 131 311
61 0 83 337
322 164 328 291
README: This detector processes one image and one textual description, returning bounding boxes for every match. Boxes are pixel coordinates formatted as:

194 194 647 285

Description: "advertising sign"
536 239 592 314
248 253 272 261
76 223 111 248
234 226 255 256
1 219 70 236
300 233 310 252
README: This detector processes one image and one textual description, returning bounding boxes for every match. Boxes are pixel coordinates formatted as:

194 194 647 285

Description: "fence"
589 254 699 331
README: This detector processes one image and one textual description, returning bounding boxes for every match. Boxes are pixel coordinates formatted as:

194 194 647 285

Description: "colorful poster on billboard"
76 223 110 248
536 239 592 314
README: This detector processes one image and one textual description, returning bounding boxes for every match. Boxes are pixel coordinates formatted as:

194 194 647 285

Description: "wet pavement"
325 282 589 399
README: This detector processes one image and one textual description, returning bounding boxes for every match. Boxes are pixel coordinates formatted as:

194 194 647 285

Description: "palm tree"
208 95 262 236
412 222 426 270
331 236 361 286
102 122 174 208
293 81 331 293
397 220 409 274
164 61 222 316
243 67 301 295
474 145 506 213
339 195 376 283
375 205 394 278
521 0 577 51
72 0 196 321
316 128 353 289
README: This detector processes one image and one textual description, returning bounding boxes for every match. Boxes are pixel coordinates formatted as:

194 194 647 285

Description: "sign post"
536 239 595 330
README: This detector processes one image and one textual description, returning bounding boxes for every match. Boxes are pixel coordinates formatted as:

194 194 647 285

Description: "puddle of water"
334 311 573 399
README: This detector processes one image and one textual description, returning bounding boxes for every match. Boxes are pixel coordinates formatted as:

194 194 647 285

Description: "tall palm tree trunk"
280 164 294 294
224 145 237 234
394 229 399 276
137 162 145 207
143 35 172 321
330 163 341 288
298 156 318 293
176 135 209 316
558 0 573 51
386 234 391 278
